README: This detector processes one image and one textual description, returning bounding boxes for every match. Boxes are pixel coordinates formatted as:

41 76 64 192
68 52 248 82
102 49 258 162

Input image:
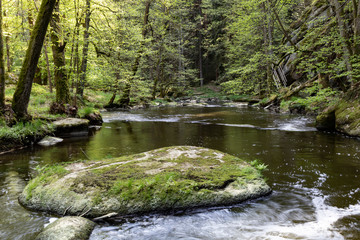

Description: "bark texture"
12 0 57 118
50 1 70 104
77 0 90 98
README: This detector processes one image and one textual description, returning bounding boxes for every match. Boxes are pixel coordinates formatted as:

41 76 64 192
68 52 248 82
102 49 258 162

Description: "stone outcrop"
35 217 95 240
19 146 271 218
316 97 360 136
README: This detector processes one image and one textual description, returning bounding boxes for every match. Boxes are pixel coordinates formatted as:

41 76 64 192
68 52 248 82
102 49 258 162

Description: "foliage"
280 83 340 112
78 106 96 118
0 119 54 141
0 0 358 120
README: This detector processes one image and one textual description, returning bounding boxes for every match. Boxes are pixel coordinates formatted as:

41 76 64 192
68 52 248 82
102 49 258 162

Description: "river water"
1 106 360 240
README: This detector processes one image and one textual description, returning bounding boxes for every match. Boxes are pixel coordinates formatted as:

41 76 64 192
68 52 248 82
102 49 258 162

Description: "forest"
2 1 360 239
0 0 359 122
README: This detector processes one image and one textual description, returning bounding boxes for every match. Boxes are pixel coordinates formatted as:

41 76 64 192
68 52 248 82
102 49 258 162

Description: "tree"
50 0 70 104
0 0 5 110
76 0 91 98
12 0 57 119
117 0 153 107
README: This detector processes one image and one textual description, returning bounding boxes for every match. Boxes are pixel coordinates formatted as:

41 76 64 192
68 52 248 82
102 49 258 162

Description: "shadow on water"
1 106 360 239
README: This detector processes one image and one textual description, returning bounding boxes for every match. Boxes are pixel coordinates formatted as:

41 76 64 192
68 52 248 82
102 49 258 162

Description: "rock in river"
35 216 95 240
38 136 64 147
19 146 271 217
53 118 89 138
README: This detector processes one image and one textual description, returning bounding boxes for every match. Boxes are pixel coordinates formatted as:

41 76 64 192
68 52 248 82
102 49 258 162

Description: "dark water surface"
1 106 360 239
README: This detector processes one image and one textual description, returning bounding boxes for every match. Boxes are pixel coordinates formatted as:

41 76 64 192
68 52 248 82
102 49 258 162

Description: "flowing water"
1 106 360 240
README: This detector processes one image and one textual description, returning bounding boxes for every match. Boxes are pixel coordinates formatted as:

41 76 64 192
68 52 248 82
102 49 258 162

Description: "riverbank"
0 120 55 153
0 84 107 153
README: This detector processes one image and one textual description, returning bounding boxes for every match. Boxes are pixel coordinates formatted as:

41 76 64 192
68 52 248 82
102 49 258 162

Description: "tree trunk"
3 10 11 73
353 0 360 55
43 40 53 93
77 0 90 98
152 42 163 99
12 0 57 119
27 7 44 85
272 8 298 51
5 34 10 73
0 0 5 110
50 0 70 104
262 1 273 95
197 0 204 87
70 0 80 92
118 0 152 107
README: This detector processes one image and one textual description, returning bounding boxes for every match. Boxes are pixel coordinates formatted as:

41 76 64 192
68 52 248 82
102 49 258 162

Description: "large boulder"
334 100 360 136
19 146 271 218
53 118 89 137
316 97 360 136
315 106 336 131
35 216 95 240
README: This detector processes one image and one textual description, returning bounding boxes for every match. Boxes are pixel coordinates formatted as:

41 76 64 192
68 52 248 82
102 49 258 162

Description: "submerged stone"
35 216 95 240
38 136 64 147
19 146 271 218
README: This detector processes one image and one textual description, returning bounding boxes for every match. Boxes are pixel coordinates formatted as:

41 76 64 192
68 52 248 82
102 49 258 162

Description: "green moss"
26 165 69 200
67 147 265 206
20 146 271 217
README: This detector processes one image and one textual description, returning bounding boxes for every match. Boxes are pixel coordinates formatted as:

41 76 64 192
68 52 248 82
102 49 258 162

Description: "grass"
4 84 113 118
78 106 96 118
26 164 69 200
0 120 55 142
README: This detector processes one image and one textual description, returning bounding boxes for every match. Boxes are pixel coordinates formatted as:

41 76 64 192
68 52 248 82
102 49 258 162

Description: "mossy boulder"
315 105 336 131
35 216 95 240
316 96 360 136
53 118 89 137
334 99 360 136
19 146 271 218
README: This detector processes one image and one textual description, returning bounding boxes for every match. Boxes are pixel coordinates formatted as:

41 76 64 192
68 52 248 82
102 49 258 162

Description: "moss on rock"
335 99 360 136
315 105 336 131
53 118 89 137
35 216 95 240
19 146 271 217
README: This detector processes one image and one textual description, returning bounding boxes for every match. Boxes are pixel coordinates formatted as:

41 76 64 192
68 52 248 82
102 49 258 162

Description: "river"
1 106 360 239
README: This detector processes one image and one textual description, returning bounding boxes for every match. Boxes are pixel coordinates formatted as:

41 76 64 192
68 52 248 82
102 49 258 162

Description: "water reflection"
0 106 360 239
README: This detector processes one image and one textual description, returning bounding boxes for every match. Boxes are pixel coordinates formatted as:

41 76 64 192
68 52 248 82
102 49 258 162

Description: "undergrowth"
0 120 55 141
